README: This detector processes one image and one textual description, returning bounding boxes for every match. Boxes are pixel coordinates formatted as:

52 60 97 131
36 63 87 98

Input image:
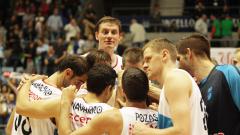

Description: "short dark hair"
176 34 211 60
87 64 117 96
122 47 143 67
86 49 111 69
143 38 177 62
95 16 122 33
122 68 149 102
57 55 89 76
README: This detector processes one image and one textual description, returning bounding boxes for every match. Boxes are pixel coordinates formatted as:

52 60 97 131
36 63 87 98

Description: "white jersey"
112 54 122 73
70 97 113 129
120 107 158 135
158 69 208 135
11 80 61 135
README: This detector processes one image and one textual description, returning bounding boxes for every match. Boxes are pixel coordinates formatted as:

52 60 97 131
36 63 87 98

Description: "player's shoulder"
167 69 190 81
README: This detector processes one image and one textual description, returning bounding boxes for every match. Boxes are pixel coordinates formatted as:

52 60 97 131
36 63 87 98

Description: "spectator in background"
7 25 23 71
150 2 161 19
221 14 233 47
35 38 48 74
53 37 67 65
82 3 96 38
233 48 240 67
64 18 80 42
22 8 35 28
66 37 78 54
130 18 146 48
210 14 221 47
44 45 57 76
35 11 45 38
23 41 36 74
0 21 7 44
23 20 36 42
194 14 208 36
40 0 50 17
195 1 205 18
76 33 86 54
223 3 230 15
47 8 63 41
83 34 96 53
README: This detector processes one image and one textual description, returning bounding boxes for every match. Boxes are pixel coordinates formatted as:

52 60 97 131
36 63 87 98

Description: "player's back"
70 97 113 129
120 107 158 135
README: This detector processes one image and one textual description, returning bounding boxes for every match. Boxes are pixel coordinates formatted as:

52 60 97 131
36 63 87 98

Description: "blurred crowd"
0 0 99 75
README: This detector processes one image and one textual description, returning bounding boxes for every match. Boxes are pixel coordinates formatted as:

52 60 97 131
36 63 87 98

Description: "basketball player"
12 55 88 135
116 47 160 108
177 34 240 135
95 16 123 72
132 38 208 135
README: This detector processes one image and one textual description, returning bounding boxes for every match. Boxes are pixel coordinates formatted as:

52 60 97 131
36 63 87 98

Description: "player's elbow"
15 102 29 115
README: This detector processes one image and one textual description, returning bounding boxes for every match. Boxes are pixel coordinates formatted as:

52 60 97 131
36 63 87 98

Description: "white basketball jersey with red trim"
158 69 208 135
70 98 113 129
11 80 61 135
120 107 158 135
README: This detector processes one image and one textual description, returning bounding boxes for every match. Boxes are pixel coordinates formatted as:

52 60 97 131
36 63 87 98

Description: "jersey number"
14 115 32 135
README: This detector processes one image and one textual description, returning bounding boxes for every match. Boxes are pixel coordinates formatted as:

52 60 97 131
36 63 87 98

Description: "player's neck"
44 72 59 88
157 62 177 87
83 92 103 103
194 59 215 82
126 101 147 109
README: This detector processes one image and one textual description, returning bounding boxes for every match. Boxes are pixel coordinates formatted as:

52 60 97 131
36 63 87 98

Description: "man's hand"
149 102 158 111
17 74 47 91
62 85 77 102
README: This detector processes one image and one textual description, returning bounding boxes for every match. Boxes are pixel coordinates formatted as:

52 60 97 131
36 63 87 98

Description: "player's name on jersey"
32 82 53 96
135 113 158 123
72 102 104 114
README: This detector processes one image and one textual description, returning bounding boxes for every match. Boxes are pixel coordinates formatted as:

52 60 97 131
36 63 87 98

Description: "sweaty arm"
60 109 121 135
133 71 191 135
16 80 60 119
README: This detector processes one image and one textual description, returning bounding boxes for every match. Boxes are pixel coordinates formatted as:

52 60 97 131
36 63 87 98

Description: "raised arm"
16 75 60 119
58 85 76 135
